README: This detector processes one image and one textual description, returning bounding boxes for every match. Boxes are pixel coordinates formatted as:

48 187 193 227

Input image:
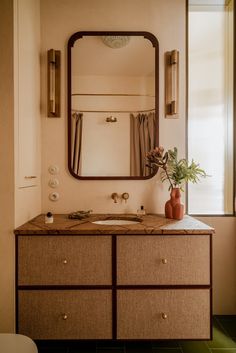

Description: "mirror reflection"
68 32 159 179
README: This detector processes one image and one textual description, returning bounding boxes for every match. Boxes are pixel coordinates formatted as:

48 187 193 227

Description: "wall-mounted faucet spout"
111 193 118 203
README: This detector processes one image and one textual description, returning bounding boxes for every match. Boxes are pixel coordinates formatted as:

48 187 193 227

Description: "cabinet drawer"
117 289 210 339
18 236 112 285
117 235 210 285
18 290 112 339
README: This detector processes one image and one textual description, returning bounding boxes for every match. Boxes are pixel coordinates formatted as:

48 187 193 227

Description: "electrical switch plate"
48 165 59 175
49 192 59 201
49 178 59 188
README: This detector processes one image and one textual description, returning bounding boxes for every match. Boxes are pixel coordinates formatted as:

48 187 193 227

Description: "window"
188 0 234 215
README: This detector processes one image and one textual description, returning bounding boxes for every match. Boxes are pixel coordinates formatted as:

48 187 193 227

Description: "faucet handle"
122 192 129 203
111 193 118 203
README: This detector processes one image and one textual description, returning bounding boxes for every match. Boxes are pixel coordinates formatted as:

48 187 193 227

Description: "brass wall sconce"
47 49 61 117
165 50 179 117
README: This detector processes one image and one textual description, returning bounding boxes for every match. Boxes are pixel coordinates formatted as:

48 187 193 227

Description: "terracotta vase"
165 187 184 220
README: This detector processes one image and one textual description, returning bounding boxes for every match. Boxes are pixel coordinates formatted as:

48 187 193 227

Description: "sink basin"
92 217 142 226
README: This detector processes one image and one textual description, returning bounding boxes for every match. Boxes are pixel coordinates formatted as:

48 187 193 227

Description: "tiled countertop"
14 214 214 235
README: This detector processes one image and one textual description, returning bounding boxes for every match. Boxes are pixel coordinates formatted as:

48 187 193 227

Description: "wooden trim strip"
116 285 211 290
210 234 213 339
15 232 214 236
18 285 113 290
18 285 211 290
112 236 117 339
35 337 212 343
15 235 19 333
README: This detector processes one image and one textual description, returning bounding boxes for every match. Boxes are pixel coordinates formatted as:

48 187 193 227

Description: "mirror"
68 31 159 180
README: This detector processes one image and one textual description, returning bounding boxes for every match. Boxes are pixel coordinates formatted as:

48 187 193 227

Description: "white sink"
92 219 141 226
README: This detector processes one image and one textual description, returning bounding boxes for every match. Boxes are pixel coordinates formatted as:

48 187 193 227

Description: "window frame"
186 0 236 217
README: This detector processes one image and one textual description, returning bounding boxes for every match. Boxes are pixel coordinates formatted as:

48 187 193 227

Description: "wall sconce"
47 49 61 117
165 50 179 117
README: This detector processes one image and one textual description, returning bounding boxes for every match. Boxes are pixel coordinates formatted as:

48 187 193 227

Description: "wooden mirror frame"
67 31 159 180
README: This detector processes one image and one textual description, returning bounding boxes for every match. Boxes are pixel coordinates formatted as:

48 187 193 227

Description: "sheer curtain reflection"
72 112 83 175
130 112 156 176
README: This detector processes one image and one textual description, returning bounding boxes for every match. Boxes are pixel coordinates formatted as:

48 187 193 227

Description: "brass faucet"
111 193 119 203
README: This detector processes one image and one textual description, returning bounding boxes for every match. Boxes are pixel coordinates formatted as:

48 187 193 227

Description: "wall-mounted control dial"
49 178 59 188
49 192 59 201
48 165 59 175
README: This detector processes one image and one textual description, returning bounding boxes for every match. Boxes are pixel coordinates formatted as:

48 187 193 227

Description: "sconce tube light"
47 49 61 117
165 49 179 117
49 50 55 113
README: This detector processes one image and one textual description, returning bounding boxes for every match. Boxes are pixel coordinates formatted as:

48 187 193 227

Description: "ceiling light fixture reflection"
101 36 131 49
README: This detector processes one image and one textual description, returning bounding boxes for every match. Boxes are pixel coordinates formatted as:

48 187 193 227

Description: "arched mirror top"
67 31 159 180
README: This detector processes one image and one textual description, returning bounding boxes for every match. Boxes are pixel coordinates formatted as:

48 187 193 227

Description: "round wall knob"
49 192 59 201
48 165 59 175
63 259 68 264
62 314 68 320
49 178 59 188
162 258 168 264
161 313 168 320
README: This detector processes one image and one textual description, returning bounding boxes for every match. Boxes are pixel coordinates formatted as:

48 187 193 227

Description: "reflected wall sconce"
47 49 61 117
165 50 179 117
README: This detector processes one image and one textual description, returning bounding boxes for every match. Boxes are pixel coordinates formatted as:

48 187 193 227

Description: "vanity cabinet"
15 214 213 341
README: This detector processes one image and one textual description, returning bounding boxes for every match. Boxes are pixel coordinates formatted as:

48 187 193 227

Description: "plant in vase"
146 147 207 220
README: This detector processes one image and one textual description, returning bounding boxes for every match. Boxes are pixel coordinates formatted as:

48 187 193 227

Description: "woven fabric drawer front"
117 289 210 339
117 235 210 285
18 290 112 339
18 236 112 285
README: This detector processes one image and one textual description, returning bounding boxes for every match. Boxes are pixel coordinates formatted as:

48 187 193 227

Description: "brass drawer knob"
62 314 68 320
63 259 68 264
161 312 168 320
162 258 168 264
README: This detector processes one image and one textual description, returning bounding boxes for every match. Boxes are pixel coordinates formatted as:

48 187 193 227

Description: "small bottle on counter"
45 212 53 224
137 205 146 216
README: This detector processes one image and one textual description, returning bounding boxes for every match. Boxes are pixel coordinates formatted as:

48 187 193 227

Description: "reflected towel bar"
72 108 155 114
71 93 155 97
